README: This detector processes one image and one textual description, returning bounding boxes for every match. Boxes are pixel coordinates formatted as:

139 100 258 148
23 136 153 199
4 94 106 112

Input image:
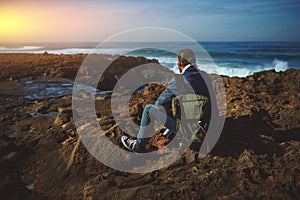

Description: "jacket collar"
181 64 192 74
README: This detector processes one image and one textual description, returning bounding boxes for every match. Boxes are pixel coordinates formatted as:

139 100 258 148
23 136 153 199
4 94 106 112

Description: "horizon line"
1 40 300 44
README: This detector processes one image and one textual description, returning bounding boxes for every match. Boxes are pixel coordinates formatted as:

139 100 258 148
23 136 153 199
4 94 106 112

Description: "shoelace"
127 139 136 149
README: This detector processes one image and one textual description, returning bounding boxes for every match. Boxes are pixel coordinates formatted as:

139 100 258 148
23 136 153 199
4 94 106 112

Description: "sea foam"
0 46 43 51
273 59 288 72
165 58 290 77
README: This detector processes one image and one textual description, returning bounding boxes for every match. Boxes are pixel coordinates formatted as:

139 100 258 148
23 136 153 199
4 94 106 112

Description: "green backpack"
171 94 211 144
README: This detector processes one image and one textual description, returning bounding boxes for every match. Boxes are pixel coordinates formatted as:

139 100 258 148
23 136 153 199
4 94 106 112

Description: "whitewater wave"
0 46 43 51
47 48 135 55
166 58 290 77
273 59 289 72
0 46 136 55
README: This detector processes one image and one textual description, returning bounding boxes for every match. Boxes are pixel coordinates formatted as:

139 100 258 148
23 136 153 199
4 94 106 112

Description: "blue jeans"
137 104 178 144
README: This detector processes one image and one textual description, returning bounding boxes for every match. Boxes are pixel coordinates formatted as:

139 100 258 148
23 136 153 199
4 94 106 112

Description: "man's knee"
144 104 154 113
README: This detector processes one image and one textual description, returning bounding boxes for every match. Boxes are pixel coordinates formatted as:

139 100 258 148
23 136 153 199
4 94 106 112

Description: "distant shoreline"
0 53 159 82
0 41 299 78
0 51 298 80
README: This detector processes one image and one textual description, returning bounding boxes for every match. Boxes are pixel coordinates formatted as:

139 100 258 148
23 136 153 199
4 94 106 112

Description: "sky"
0 0 300 42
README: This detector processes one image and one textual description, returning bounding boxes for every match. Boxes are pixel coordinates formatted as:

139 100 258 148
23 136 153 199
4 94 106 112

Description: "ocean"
1 41 299 77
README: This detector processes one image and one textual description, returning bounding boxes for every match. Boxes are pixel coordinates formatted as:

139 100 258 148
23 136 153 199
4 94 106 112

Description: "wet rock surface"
0 54 299 199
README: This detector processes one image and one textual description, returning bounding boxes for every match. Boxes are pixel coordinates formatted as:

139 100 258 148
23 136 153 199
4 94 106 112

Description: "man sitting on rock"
121 49 211 152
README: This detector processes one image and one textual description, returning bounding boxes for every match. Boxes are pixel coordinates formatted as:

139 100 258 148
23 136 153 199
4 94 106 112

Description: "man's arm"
155 77 177 107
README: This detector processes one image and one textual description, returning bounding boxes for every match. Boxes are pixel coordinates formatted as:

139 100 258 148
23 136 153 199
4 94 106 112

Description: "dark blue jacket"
155 65 211 110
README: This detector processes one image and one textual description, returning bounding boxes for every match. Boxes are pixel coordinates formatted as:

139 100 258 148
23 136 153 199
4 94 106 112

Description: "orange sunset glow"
0 6 34 41
0 1 122 42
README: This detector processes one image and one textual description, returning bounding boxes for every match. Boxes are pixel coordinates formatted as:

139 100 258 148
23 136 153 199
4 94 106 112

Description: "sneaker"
121 135 137 152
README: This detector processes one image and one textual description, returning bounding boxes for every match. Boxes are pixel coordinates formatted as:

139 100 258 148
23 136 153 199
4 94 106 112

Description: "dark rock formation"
0 54 299 199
